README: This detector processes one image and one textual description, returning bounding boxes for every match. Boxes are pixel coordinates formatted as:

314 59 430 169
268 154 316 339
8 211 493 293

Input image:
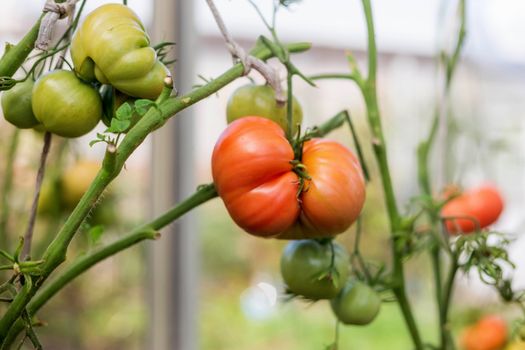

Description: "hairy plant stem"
2 185 218 347
360 0 423 348
440 256 459 349
0 129 20 248
0 41 311 344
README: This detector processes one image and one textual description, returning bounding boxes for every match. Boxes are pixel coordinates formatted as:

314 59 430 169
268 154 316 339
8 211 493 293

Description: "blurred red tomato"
461 315 508 350
441 185 504 234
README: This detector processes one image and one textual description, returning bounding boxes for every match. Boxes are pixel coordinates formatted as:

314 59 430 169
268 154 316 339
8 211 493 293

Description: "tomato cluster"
1 3 165 138
213 87 378 325
280 239 381 325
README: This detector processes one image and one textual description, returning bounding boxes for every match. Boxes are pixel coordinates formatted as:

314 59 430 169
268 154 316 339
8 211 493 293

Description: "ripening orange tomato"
460 315 508 350
441 185 504 234
211 116 366 239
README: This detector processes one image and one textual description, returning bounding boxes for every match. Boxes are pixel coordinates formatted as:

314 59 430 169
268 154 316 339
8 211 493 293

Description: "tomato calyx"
314 239 343 288
289 159 311 200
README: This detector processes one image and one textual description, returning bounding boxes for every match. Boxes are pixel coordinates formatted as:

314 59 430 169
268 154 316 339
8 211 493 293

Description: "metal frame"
149 0 197 349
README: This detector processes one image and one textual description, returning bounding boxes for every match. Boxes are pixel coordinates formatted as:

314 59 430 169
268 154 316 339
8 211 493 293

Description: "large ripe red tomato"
211 116 366 239
441 185 504 234
460 315 508 350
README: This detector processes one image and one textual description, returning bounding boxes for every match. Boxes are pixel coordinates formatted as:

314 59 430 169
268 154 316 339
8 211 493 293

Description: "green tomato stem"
2 184 217 347
0 41 311 344
440 256 459 349
431 246 444 347
360 0 422 348
0 17 42 77
286 72 294 141
417 1 466 348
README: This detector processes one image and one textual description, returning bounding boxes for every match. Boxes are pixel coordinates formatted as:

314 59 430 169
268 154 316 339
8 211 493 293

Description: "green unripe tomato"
330 280 381 325
280 239 350 300
71 3 169 99
226 84 303 136
32 70 102 138
1 79 40 128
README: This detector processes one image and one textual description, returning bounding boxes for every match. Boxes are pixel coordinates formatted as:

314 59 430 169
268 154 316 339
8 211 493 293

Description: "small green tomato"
226 84 303 136
1 79 40 128
32 70 102 138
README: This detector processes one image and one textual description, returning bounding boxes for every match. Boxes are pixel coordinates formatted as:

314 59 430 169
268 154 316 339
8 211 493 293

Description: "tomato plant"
71 3 169 99
460 315 508 350
330 279 381 325
1 79 39 129
211 116 366 239
280 239 349 300
226 84 303 136
441 185 504 234
32 70 102 138
0 0 523 349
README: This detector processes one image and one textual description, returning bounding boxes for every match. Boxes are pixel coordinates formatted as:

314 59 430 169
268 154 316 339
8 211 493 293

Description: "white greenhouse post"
148 0 197 349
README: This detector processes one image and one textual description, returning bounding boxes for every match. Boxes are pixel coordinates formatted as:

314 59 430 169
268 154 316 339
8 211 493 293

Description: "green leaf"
89 139 104 147
87 225 104 246
115 102 133 121
89 133 109 147
134 99 155 115
108 118 131 133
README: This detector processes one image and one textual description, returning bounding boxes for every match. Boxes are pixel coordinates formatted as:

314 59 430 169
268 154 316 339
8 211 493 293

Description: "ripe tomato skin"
296 139 365 237
226 84 303 136
32 70 102 138
212 117 300 237
71 3 169 99
461 315 508 350
212 116 366 239
441 185 504 234
1 79 40 129
330 280 381 325
280 240 350 300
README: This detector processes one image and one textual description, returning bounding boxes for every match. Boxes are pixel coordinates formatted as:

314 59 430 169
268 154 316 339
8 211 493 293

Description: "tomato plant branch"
0 41 310 343
310 73 363 88
441 253 459 348
21 132 52 260
416 2 466 348
0 17 42 77
359 0 422 348
418 0 466 197
205 0 284 102
2 184 218 347
0 129 20 248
